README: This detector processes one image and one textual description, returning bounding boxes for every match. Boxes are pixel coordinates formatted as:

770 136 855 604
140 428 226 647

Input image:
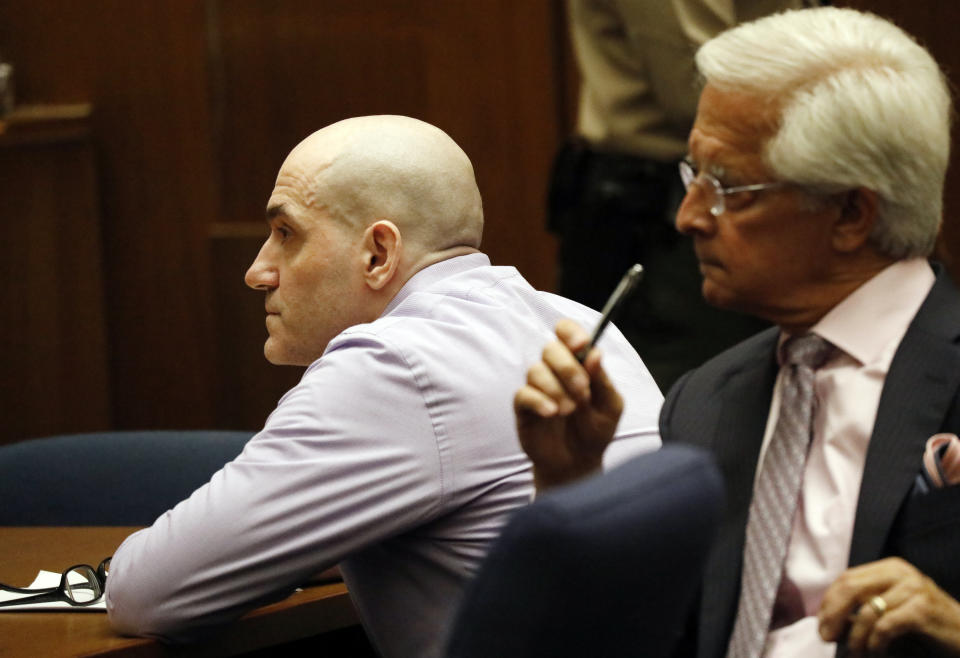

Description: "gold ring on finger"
868 595 888 617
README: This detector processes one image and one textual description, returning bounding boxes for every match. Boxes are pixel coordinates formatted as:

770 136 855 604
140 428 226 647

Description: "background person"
549 0 809 390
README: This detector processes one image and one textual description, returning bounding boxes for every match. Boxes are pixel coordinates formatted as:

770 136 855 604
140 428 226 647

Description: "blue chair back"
0 431 253 525
445 444 724 658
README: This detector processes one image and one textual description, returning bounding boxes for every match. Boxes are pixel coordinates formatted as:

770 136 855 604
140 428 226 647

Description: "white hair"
696 7 951 258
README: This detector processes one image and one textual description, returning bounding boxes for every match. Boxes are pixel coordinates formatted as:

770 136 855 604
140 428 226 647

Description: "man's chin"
263 340 319 367
701 280 738 311
263 350 284 365
263 341 295 366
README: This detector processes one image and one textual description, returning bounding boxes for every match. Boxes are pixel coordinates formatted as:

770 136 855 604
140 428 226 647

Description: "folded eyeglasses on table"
0 558 111 608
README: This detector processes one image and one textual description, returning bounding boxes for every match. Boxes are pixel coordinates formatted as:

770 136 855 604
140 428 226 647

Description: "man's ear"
362 220 402 290
832 187 879 253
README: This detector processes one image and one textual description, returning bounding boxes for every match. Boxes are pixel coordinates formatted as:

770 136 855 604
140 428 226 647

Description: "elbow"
105 580 197 644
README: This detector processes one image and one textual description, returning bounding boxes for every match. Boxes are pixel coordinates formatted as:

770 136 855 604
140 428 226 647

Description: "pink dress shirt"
761 258 935 657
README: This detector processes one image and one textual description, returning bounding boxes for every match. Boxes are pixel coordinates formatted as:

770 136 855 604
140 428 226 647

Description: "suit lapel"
848 269 960 565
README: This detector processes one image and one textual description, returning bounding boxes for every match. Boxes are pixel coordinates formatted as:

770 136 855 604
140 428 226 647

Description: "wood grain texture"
0 108 111 444
207 0 561 288
0 527 357 658
0 1 568 438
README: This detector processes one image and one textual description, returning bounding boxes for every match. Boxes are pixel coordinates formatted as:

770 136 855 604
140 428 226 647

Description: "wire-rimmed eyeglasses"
679 160 785 217
0 557 111 608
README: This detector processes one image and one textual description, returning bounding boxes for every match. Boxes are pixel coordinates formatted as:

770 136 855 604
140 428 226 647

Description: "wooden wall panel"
207 0 561 290
838 1 960 275
0 1 570 438
0 1 222 435
0 115 110 443
553 0 582 138
0 5 96 103
87 1 221 431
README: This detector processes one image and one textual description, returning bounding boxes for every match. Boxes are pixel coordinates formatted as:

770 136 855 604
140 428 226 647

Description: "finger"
867 603 919 654
846 596 887 653
582 349 624 418
820 596 862 642
819 559 909 641
555 319 590 354
864 573 938 653
514 384 561 418
542 340 591 405
820 578 863 641
846 578 919 654
525 361 577 415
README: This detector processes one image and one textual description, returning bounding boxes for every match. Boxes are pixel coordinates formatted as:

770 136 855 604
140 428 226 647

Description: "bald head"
250 117 485 365
278 115 484 258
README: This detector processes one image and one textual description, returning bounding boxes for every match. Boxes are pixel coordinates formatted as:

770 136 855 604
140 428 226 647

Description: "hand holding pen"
514 264 642 490
576 264 644 362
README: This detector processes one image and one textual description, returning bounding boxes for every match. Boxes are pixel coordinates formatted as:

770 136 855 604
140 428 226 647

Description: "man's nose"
244 243 279 291
675 186 715 237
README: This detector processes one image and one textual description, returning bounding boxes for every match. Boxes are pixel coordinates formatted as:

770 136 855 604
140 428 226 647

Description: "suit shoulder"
675 327 779 392
912 264 960 343
659 327 778 441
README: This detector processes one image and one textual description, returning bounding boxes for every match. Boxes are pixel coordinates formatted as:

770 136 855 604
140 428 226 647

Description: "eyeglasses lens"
63 566 102 604
680 162 724 217
705 177 724 216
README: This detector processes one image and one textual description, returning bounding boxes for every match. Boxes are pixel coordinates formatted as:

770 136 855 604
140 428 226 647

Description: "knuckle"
832 572 855 598
551 358 583 383
541 341 559 361
526 362 547 384
514 386 533 405
887 556 911 575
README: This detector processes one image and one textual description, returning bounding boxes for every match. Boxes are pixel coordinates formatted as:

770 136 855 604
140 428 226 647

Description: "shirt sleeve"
105 332 444 642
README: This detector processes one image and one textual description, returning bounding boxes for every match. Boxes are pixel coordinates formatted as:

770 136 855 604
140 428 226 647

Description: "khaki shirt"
571 0 805 161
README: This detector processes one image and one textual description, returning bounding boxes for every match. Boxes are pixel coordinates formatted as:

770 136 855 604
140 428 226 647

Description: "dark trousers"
548 139 767 391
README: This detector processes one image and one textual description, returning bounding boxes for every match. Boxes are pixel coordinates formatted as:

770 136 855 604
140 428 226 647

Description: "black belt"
548 137 683 233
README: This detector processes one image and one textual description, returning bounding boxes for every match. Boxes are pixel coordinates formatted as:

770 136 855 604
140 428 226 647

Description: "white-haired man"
105 116 663 657
516 7 960 657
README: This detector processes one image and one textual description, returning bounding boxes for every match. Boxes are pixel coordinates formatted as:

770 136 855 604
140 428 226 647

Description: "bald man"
104 116 662 657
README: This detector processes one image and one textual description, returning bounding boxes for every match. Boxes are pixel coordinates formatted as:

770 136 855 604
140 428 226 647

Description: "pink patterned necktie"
726 333 833 658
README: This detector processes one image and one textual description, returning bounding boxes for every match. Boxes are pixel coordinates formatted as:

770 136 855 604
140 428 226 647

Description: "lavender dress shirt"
105 253 663 657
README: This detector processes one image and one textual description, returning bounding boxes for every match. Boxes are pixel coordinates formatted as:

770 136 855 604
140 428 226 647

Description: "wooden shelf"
0 103 93 146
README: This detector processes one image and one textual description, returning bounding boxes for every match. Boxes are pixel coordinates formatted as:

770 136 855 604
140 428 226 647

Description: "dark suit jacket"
660 264 960 658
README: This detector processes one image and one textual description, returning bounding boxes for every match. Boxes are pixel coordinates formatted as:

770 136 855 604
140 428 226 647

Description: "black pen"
575 264 644 362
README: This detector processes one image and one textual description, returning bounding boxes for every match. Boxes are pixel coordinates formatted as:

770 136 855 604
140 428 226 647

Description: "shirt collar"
780 258 934 367
382 252 491 317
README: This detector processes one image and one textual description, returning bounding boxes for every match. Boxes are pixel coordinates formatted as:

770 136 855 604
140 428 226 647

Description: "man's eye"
723 190 757 210
274 225 291 241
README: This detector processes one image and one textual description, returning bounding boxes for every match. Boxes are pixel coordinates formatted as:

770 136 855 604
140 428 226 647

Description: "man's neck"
774 254 899 335
394 246 480 291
